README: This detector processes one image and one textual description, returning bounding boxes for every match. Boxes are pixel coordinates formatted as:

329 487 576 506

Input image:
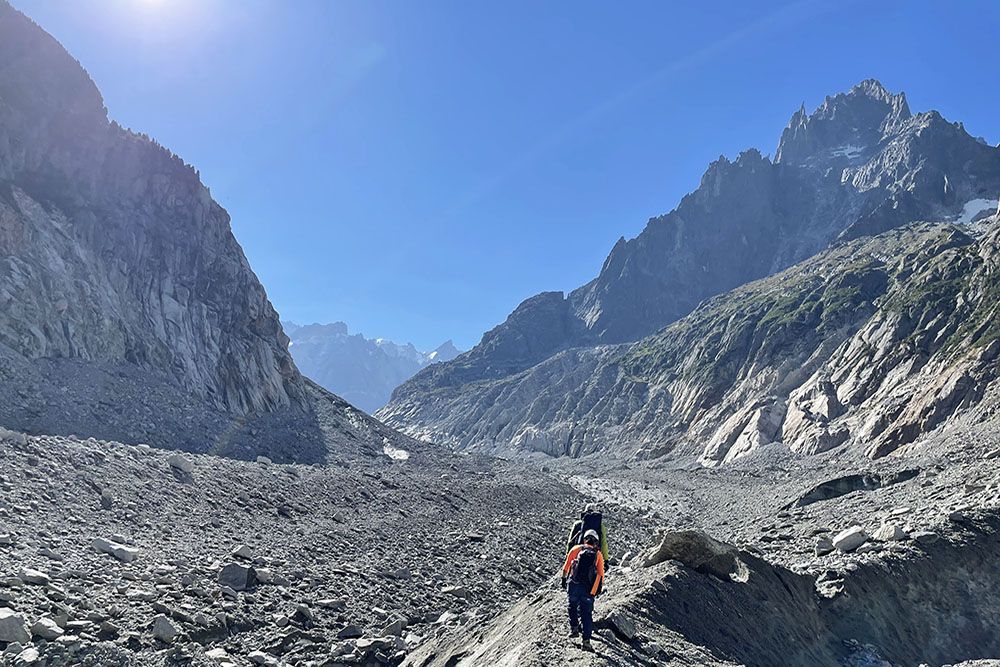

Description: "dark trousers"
567 582 595 640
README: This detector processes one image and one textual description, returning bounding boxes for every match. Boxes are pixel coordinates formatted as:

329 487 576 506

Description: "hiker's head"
583 503 599 516
583 529 600 546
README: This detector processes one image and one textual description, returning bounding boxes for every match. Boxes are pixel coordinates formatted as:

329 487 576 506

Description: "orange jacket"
562 544 605 596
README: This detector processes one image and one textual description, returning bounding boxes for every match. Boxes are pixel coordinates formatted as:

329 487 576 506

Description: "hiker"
561 529 605 651
566 503 609 564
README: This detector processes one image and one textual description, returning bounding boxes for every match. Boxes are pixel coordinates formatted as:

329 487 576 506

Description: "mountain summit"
775 79 912 166
380 80 1000 461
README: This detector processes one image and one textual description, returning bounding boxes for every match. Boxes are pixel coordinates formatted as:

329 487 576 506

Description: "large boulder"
639 530 749 582
833 526 869 552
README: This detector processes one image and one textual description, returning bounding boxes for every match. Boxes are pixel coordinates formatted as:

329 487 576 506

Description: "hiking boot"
569 626 580 638
581 639 594 652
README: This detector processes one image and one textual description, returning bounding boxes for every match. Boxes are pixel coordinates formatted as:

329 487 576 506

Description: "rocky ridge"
382 218 1000 464
406 418 1000 666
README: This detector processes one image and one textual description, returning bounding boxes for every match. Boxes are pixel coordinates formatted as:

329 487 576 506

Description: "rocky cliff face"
382 81 1000 462
0 3 334 457
284 321 460 413
383 220 1000 463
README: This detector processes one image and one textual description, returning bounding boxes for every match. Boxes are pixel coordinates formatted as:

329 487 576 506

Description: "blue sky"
13 0 1000 350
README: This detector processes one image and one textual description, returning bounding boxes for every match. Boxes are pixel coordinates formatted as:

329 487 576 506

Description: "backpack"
569 545 599 587
577 511 603 548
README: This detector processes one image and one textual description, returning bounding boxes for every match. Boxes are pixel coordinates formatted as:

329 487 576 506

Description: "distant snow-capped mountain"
282 321 461 413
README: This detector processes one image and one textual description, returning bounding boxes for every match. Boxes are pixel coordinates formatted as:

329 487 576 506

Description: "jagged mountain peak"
428 339 461 362
775 79 911 167
382 81 1000 460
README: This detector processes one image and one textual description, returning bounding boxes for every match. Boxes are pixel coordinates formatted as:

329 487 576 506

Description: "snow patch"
383 439 410 461
956 198 999 224
829 144 866 159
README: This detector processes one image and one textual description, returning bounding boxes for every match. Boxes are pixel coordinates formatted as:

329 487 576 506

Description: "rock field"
6 413 1000 665
405 419 1000 666
0 426 647 666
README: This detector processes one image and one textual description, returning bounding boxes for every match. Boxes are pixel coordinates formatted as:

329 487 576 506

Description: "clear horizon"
12 0 1000 350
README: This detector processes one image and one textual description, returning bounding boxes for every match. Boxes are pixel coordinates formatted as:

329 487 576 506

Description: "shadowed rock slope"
405 515 1000 667
0 2 392 461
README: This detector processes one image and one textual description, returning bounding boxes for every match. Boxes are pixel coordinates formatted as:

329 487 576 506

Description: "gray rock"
231 544 253 560
815 537 835 556
832 527 869 552
248 651 281 666
14 647 39 666
30 617 63 640
640 530 749 582
18 567 49 585
381 619 405 636
318 599 347 611
337 625 364 639
151 614 179 643
218 563 257 591
872 523 907 542
167 453 194 474
92 537 139 562
603 611 637 640
0 609 29 643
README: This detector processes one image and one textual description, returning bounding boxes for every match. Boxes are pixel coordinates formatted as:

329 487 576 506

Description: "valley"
2 1 1000 666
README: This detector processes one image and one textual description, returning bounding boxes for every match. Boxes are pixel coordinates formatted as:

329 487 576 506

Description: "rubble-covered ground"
409 419 1000 667
5 409 1000 667
0 427 647 667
